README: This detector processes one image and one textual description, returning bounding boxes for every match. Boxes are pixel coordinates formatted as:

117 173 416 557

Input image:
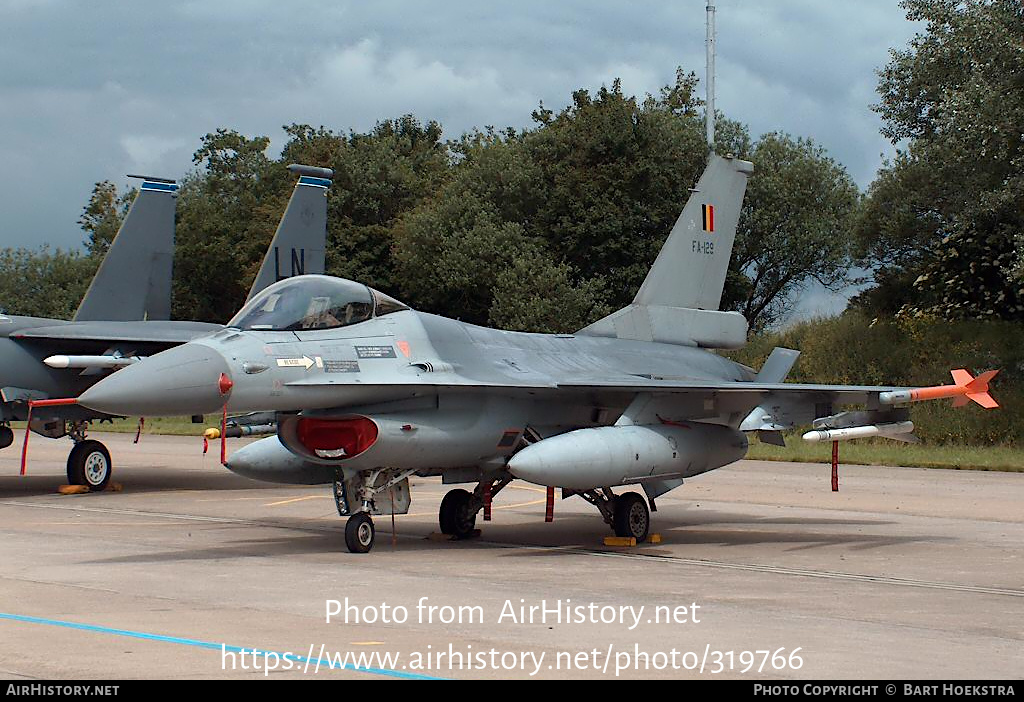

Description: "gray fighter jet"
77 154 998 552
3 164 332 490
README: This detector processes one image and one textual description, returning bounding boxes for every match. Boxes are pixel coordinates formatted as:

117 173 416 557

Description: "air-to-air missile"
802 421 916 444
879 369 999 409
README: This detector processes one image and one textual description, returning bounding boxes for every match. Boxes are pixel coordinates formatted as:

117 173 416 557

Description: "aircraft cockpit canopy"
228 275 409 332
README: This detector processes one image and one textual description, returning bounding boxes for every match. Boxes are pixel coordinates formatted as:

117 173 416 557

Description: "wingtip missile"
878 369 999 409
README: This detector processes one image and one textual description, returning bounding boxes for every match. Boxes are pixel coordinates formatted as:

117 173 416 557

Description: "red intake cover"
296 416 378 459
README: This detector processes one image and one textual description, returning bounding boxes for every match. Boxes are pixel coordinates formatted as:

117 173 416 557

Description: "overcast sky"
0 0 919 318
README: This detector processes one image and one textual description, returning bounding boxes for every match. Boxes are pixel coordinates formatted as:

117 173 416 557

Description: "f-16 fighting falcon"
3 164 332 490
77 153 998 553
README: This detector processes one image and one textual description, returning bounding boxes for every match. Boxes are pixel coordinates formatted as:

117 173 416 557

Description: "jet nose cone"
79 343 231 416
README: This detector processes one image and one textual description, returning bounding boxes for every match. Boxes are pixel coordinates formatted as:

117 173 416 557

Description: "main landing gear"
438 475 512 539
65 422 112 491
574 488 651 542
0 424 14 450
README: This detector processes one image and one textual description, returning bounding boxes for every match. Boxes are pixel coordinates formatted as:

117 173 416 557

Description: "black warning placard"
324 360 360 373
355 345 397 359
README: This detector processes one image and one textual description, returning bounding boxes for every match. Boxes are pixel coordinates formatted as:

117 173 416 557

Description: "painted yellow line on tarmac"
26 521 191 527
405 498 546 518
197 496 305 503
263 495 331 507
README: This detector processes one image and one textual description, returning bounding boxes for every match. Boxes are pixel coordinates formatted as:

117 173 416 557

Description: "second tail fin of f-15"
246 164 332 302
74 177 178 322
578 153 753 349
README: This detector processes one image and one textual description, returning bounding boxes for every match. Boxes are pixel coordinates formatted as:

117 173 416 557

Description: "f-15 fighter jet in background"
77 154 998 552
3 164 332 490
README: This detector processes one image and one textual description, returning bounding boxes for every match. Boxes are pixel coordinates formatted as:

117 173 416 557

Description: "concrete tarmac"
0 432 1021 680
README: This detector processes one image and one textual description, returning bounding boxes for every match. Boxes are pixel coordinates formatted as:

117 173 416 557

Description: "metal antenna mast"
706 2 716 152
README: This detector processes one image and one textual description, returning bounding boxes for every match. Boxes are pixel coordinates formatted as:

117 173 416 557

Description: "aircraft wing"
557 379 905 405
11 321 222 345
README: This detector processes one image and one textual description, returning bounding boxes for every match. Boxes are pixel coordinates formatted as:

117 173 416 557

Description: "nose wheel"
66 439 112 492
345 513 375 553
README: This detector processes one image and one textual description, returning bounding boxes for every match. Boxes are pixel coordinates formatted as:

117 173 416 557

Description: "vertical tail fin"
578 154 753 348
634 153 752 310
246 164 332 302
74 177 178 322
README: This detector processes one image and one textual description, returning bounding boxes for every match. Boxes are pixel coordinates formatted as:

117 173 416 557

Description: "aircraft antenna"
706 2 716 153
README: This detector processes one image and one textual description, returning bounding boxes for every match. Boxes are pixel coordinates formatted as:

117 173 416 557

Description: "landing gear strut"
438 475 512 539
335 469 415 554
576 488 650 542
64 423 112 491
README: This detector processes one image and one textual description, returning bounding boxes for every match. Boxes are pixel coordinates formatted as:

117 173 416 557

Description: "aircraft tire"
0 425 13 450
66 440 112 491
613 492 650 542
438 488 476 537
345 513 375 553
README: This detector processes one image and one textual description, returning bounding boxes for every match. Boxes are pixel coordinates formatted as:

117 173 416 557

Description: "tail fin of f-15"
245 164 332 302
74 176 178 322
578 153 753 348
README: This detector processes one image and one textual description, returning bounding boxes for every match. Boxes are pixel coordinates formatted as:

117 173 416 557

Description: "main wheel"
66 440 112 491
0 425 13 450
345 513 375 553
438 488 477 538
613 492 650 541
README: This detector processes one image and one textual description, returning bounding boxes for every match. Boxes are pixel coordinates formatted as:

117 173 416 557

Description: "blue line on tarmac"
0 612 442 680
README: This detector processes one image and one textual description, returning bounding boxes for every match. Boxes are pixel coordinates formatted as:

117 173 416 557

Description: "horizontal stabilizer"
578 305 747 349
756 347 800 383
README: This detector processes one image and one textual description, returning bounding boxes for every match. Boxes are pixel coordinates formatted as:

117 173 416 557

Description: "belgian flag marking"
701 204 715 233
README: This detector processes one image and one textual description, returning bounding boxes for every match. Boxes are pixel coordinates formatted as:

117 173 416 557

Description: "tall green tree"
78 181 134 258
172 129 282 322
395 72 857 332
170 119 450 322
0 247 95 319
733 133 860 330
856 0 1024 319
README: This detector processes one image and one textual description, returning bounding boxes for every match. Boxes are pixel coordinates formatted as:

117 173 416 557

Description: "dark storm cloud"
0 0 917 266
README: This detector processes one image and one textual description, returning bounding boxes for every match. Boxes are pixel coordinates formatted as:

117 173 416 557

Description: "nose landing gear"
64 422 112 492
66 440 112 491
335 469 415 553
344 512 375 554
